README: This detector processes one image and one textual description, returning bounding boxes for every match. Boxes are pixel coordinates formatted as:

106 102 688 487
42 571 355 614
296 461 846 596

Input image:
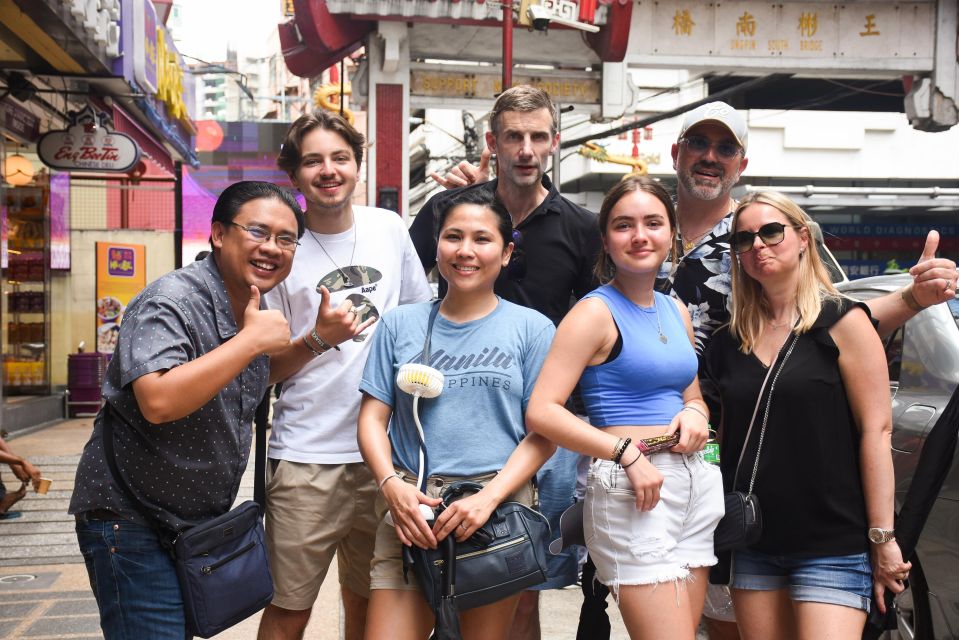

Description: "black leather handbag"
406 480 551 611
713 333 797 553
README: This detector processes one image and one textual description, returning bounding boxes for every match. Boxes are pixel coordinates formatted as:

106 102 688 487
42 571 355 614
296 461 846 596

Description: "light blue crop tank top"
579 285 698 427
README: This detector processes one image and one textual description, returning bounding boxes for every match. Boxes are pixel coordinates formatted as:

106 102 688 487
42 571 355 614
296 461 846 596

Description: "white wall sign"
38 105 141 172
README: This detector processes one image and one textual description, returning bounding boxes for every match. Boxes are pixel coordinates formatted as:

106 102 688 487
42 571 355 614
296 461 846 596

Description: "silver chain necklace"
643 295 668 344
307 216 358 287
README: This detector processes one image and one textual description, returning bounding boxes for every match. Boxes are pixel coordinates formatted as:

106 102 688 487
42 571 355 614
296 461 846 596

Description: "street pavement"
0 419 670 639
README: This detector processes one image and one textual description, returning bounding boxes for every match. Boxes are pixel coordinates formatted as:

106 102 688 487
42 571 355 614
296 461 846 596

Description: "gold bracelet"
901 286 927 312
612 437 633 463
609 438 623 462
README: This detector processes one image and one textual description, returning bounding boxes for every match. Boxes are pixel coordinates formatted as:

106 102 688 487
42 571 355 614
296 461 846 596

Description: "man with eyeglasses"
258 112 431 640
410 85 601 640
70 181 301 638
660 101 957 640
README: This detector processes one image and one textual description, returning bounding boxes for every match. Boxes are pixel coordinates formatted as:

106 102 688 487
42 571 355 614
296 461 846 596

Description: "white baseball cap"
679 101 748 152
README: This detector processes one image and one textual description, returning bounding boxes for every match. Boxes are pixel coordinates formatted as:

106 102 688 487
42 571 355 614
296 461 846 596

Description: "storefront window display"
1 171 50 395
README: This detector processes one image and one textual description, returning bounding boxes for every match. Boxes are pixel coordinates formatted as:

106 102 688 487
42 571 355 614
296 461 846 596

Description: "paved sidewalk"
0 420 638 639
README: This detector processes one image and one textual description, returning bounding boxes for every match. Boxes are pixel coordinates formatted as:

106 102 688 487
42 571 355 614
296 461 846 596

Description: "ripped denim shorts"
585 451 725 596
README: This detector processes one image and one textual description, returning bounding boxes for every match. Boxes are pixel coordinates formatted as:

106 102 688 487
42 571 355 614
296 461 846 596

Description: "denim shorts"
731 547 873 613
585 451 724 594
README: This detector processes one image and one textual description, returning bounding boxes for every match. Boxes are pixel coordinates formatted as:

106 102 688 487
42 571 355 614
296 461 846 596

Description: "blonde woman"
704 191 910 639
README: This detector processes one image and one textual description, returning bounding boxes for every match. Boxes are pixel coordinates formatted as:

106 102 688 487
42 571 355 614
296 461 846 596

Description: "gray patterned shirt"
69 255 269 532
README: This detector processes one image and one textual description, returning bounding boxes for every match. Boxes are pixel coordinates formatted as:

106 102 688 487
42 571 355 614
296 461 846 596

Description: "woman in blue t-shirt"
527 176 721 640
357 189 557 639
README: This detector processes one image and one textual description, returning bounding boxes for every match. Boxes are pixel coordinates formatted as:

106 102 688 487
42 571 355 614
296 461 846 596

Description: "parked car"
838 274 959 640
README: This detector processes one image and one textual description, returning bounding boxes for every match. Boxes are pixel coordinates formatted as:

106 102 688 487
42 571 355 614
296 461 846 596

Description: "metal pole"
502 0 513 90
174 161 183 270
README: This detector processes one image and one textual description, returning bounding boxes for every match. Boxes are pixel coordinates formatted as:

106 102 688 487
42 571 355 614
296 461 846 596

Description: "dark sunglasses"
507 229 527 281
730 222 798 254
681 135 742 160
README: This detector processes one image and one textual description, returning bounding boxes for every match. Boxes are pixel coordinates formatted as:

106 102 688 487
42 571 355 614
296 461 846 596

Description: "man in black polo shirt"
70 182 304 639
409 85 600 639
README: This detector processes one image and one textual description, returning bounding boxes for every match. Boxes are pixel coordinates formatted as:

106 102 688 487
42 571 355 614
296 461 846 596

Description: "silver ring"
459 523 467 530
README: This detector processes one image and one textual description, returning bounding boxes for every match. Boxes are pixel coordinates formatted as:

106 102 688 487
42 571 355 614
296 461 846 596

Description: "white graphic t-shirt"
264 206 432 463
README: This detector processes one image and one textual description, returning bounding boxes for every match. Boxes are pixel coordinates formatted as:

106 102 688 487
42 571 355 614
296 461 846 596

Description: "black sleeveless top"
704 296 870 556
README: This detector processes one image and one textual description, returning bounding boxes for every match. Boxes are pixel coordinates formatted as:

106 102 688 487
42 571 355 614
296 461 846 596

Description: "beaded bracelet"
612 437 633 463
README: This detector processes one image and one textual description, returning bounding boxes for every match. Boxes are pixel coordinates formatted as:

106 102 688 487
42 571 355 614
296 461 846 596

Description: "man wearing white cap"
659 100 956 639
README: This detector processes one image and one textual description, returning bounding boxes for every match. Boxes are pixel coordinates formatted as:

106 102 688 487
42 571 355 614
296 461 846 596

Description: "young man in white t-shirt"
259 112 432 640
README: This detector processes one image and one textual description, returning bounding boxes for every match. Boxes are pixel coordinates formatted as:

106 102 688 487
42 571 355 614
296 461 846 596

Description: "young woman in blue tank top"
528 176 724 640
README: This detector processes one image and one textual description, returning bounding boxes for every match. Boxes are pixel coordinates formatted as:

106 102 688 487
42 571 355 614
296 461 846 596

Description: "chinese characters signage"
632 2 934 72
412 70 601 103
95 242 146 354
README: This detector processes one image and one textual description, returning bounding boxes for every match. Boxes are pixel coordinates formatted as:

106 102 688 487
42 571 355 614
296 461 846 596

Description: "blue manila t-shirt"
360 298 555 478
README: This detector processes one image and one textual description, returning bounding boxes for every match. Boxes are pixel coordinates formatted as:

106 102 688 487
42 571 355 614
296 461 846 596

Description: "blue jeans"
76 517 191 639
732 548 872 613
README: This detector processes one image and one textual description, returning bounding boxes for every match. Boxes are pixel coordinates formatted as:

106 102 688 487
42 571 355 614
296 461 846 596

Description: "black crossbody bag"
714 333 798 553
102 403 273 638
403 302 551 612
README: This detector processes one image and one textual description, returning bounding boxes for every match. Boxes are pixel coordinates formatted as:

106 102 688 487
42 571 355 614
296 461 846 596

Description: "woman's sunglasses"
730 222 798 254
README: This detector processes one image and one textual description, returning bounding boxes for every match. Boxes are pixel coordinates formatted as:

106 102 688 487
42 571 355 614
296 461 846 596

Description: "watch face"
869 528 892 543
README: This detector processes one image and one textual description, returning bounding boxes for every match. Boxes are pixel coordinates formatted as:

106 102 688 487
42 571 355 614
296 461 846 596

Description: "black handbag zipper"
200 541 256 575
433 535 528 566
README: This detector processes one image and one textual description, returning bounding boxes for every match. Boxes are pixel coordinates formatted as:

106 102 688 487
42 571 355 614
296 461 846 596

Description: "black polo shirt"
410 175 600 326
69 256 269 532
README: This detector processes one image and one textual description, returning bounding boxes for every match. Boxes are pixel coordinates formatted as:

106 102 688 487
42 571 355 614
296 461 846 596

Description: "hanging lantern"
3 153 35 186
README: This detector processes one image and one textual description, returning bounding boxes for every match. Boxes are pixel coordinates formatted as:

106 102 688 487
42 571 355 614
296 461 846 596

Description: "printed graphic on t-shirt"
316 266 382 342
316 265 382 292
425 345 514 391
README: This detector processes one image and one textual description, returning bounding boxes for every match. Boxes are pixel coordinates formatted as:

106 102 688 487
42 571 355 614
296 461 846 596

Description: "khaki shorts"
370 469 535 592
265 460 378 610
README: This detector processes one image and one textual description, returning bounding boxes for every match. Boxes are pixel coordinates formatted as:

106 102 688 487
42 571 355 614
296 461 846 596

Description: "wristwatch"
868 527 896 544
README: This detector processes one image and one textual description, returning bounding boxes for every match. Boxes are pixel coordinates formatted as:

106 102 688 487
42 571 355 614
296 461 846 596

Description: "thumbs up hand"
908 231 957 309
242 285 291 355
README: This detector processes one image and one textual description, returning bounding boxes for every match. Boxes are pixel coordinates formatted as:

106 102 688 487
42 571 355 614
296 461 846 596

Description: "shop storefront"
0 0 194 432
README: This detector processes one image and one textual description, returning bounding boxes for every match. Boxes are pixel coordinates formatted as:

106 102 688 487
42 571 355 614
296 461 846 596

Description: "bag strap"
413 301 442 492
252 390 270 512
732 332 799 495
101 397 268 543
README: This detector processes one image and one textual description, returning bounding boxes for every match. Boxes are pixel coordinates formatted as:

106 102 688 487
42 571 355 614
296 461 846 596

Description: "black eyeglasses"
729 222 798 254
680 135 742 160
508 229 527 281
228 222 300 251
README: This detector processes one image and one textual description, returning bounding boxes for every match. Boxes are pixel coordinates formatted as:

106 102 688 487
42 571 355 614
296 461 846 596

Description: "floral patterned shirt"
656 212 734 356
